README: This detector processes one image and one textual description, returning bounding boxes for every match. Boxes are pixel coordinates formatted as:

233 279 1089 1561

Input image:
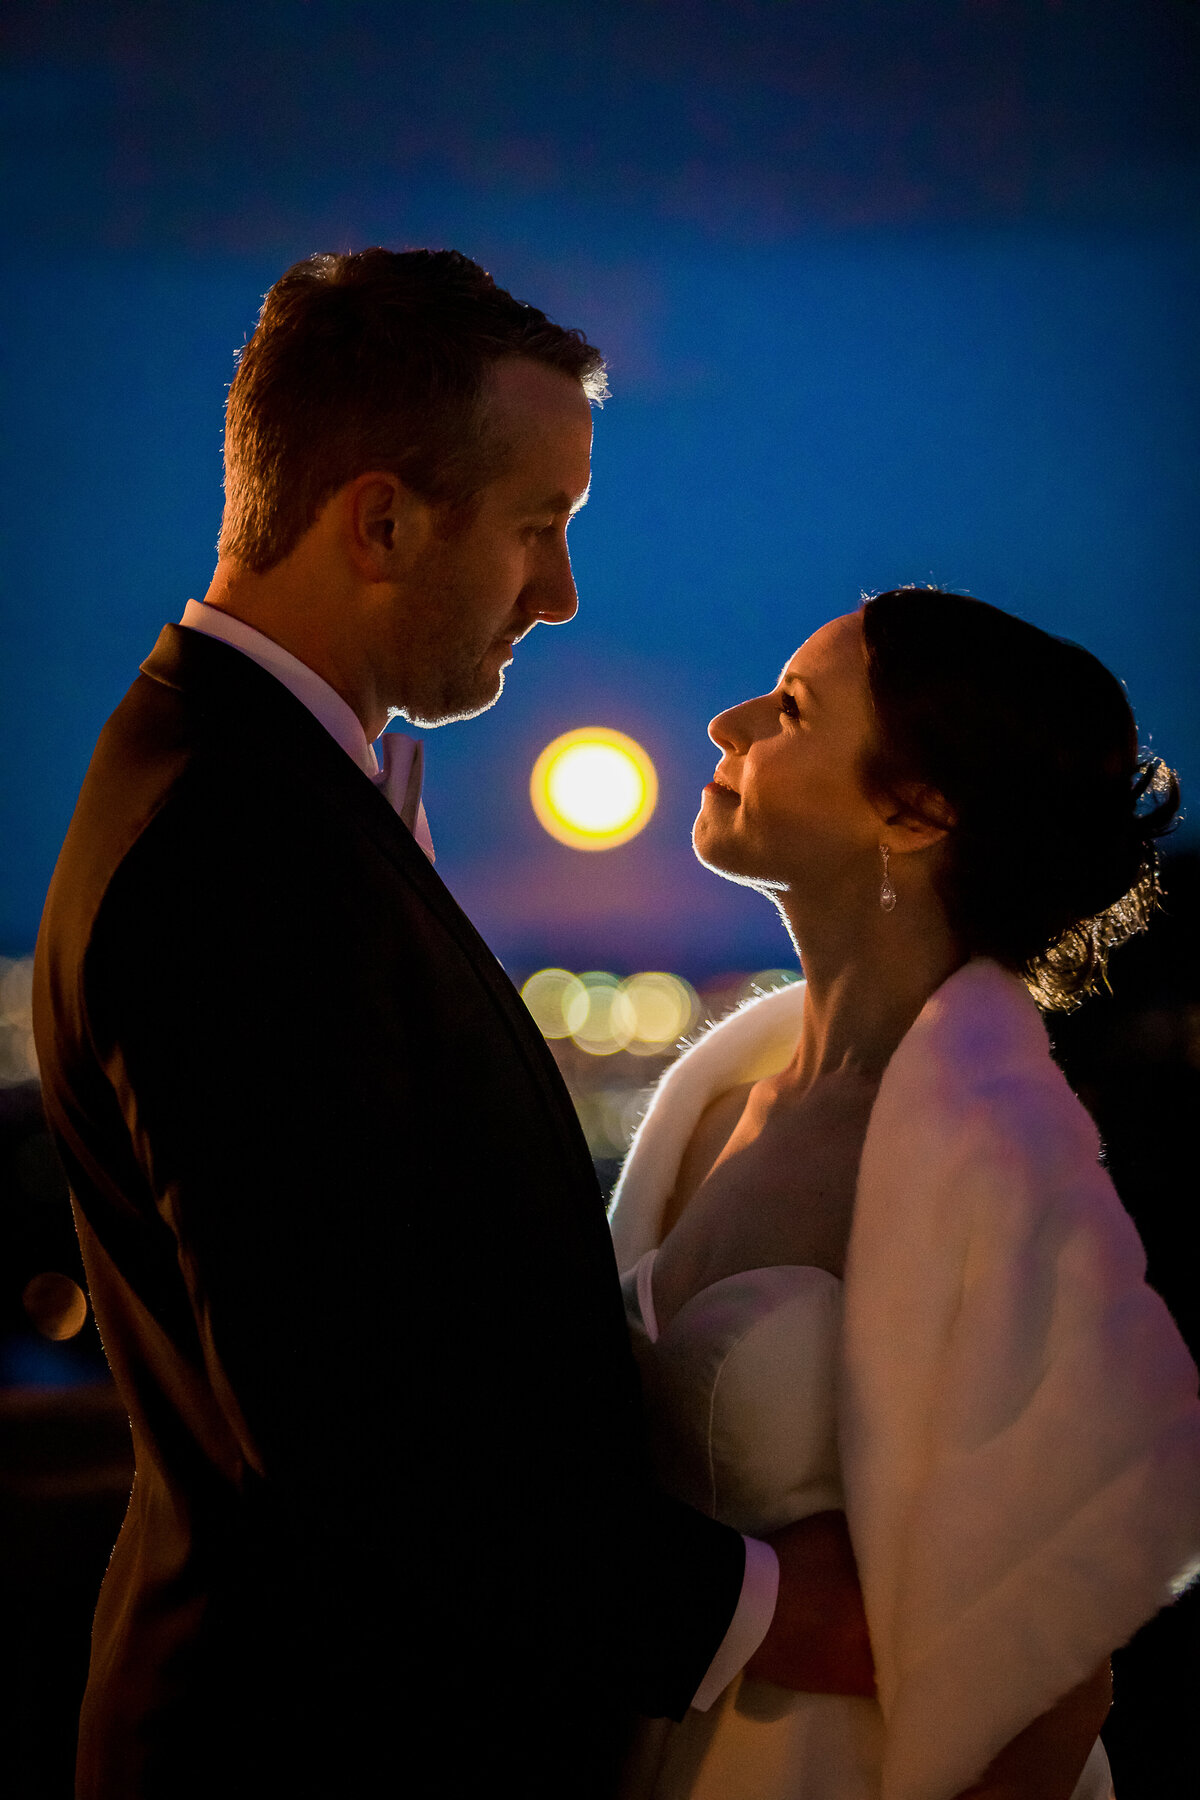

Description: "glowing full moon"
530 727 658 850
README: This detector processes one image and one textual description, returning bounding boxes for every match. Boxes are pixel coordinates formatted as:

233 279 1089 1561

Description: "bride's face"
694 611 885 894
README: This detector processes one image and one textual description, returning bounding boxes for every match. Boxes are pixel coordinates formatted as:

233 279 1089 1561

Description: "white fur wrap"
610 959 1200 1800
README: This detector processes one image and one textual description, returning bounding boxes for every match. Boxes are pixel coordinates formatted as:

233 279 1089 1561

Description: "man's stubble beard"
403 661 506 729
399 616 512 728
392 564 512 728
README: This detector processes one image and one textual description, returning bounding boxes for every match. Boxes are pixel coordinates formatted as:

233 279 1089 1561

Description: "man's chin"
404 668 506 730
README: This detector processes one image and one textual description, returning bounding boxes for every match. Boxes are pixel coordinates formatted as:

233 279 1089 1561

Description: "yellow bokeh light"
519 968 588 1039
571 973 636 1056
521 967 700 1060
620 972 699 1055
530 728 658 850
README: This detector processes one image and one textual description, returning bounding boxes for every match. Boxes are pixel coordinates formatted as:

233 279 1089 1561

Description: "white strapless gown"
617 1249 1113 1800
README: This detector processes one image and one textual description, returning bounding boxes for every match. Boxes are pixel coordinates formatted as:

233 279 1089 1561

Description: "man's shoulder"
43 635 373 958
41 624 538 1049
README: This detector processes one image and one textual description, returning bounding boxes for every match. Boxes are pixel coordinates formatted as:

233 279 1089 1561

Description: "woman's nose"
709 699 753 751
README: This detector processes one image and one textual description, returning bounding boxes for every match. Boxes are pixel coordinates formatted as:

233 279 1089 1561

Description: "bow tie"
373 732 436 862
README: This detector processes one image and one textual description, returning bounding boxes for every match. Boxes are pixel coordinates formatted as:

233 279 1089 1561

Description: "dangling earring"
879 843 897 912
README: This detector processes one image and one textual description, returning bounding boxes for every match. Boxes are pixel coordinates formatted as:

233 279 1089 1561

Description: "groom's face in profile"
387 358 595 728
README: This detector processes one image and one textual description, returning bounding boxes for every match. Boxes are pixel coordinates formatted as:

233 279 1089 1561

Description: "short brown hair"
859 587 1181 1010
219 248 608 572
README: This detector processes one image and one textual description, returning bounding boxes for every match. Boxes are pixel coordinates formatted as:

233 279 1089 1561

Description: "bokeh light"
519 968 589 1038
0 955 39 1085
574 1086 652 1159
571 973 636 1055
529 728 658 850
739 968 801 1002
22 1272 88 1341
521 967 700 1058
621 972 700 1056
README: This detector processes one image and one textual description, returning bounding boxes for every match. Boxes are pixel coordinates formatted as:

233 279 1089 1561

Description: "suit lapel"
140 625 598 1190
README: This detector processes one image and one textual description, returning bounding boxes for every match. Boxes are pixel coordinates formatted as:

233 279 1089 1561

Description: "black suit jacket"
33 626 744 1799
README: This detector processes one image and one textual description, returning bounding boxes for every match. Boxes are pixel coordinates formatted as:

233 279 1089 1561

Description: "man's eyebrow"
533 486 590 517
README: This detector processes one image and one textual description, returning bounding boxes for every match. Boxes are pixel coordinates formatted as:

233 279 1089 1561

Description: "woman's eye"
779 693 800 719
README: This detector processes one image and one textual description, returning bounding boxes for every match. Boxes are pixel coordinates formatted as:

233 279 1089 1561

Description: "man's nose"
532 538 579 626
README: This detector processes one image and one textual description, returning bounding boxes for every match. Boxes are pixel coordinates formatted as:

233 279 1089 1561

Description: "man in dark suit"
33 249 871 1799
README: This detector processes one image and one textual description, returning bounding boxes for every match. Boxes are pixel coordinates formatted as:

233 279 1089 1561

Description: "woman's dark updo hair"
859 588 1181 1010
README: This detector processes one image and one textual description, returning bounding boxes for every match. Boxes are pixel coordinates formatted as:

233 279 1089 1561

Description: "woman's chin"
693 816 766 887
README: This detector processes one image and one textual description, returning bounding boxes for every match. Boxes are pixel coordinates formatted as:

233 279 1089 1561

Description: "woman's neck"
775 888 965 1088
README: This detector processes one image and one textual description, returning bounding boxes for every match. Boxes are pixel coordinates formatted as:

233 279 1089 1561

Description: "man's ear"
342 471 435 579
878 784 956 856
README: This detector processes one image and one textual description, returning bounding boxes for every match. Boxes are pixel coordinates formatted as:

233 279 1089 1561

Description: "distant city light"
0 954 39 1085
520 965 800 1165
571 973 634 1055
521 967 699 1057
741 968 801 1001
621 971 699 1055
519 967 589 1039
529 727 657 850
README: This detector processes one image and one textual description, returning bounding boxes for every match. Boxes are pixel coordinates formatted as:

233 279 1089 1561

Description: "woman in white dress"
610 589 1200 1800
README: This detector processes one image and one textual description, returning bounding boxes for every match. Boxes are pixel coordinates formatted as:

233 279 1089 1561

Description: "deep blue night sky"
3 0 1198 974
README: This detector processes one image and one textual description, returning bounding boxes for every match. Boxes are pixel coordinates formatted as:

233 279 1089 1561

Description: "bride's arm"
953 1662 1112 1800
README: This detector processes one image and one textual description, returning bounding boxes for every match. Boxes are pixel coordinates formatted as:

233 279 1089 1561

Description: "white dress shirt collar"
179 598 380 777
177 599 435 860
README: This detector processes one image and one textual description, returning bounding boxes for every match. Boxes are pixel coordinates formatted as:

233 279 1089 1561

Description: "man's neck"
202 558 386 739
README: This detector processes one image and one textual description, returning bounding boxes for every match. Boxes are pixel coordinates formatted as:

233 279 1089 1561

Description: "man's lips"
496 621 533 660
704 775 740 800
